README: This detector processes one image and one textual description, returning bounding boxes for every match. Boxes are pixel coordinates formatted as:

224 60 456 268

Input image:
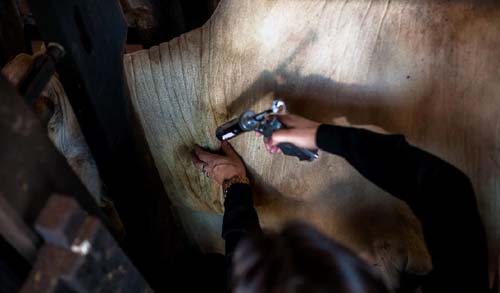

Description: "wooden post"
26 0 192 289
0 76 104 224
21 195 152 293
0 196 38 263
0 74 110 292
121 0 187 46
120 0 160 46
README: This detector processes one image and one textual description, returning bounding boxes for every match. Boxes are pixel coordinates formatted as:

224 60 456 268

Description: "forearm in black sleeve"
222 183 261 276
316 124 488 292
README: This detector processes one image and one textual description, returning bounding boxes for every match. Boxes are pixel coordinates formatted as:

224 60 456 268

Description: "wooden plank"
26 1 192 290
0 196 38 263
124 0 500 289
120 0 161 46
0 76 103 225
1 53 105 204
21 195 152 293
120 0 193 46
0 73 110 293
0 236 31 292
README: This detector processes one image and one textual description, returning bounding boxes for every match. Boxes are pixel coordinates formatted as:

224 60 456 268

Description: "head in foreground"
232 222 388 293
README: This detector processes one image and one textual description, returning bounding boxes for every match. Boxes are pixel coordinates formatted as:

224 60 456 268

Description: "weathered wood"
125 0 500 289
0 74 110 292
120 0 161 47
0 195 38 262
0 236 31 292
21 195 152 293
120 0 190 46
1 53 104 203
0 75 103 225
26 0 193 289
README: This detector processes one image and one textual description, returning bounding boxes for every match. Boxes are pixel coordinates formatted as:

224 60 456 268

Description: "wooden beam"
21 195 152 293
0 236 31 292
120 0 160 46
123 0 187 46
25 1 192 290
0 74 112 292
0 196 38 263
0 76 105 229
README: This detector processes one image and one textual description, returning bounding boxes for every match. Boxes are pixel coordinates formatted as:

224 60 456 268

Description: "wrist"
223 175 250 197
310 125 320 149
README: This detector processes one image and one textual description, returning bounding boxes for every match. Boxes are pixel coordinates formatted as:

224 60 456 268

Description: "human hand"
259 114 321 153
191 141 247 185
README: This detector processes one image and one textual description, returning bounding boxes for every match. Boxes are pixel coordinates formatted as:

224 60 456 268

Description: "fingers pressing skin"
194 145 218 162
221 141 238 158
191 143 247 185
191 151 206 170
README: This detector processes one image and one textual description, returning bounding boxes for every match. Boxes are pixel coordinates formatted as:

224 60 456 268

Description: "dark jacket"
222 124 489 292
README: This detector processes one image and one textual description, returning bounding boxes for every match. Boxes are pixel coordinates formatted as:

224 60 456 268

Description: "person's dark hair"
231 222 388 293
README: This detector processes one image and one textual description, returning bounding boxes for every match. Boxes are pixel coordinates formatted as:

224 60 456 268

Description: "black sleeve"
316 124 489 293
222 183 261 289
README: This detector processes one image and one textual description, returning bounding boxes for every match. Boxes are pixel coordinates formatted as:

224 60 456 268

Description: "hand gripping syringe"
215 100 318 161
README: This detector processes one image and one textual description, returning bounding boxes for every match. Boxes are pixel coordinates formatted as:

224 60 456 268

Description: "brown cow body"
125 0 500 288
